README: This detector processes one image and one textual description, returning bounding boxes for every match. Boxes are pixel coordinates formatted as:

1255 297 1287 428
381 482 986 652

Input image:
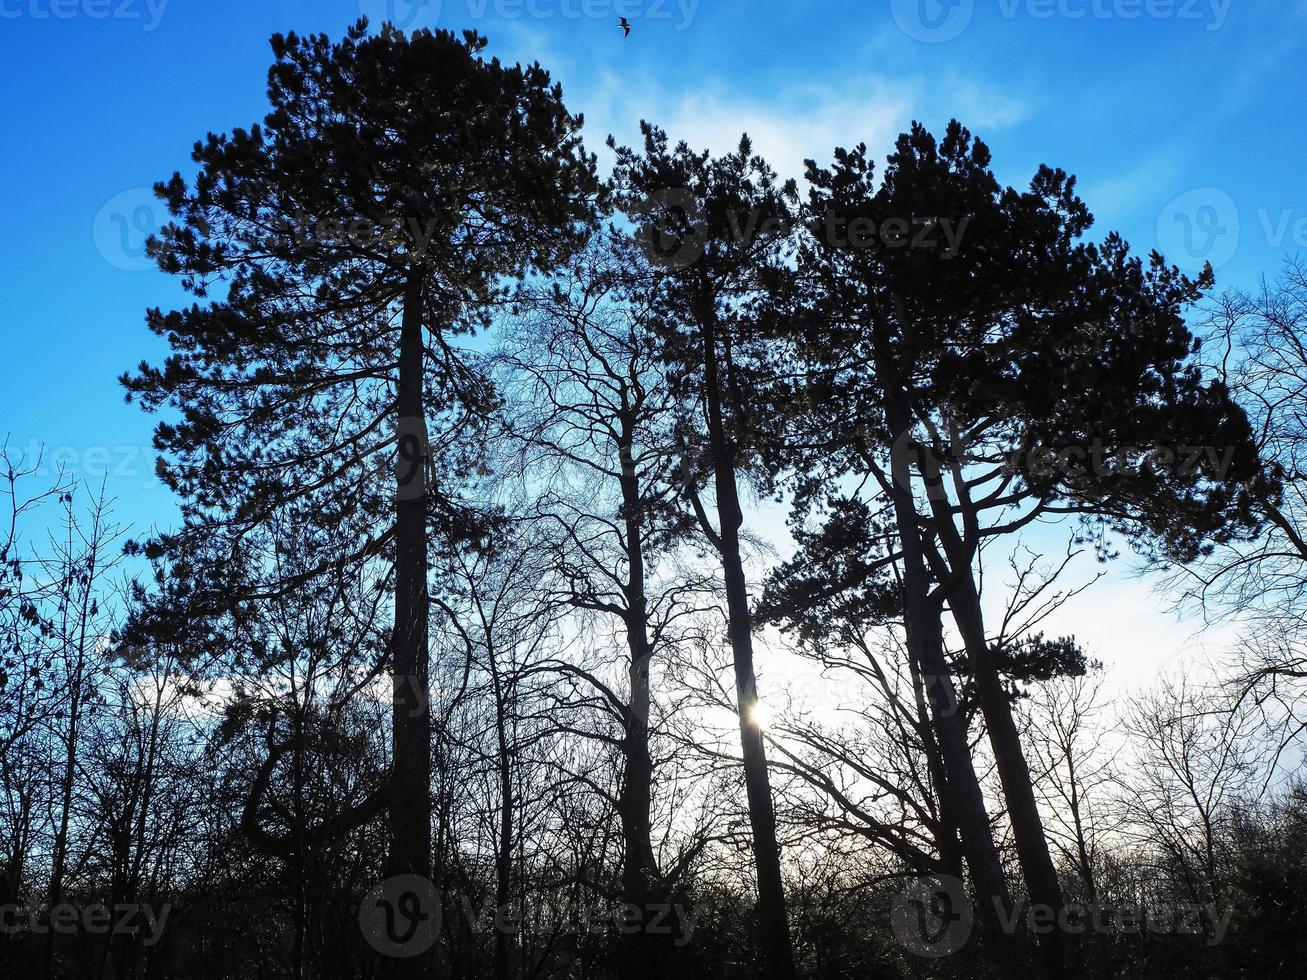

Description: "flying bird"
618 17 631 37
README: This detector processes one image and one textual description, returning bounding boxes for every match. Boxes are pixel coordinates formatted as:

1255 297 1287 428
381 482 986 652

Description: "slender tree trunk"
388 268 433 978
943 569 1064 975
879 380 1026 979
616 425 670 980
617 429 660 901
698 309 797 980
617 642 658 898
43 670 82 980
908 652 966 882
0 806 28 979
44 511 98 980
923 491 1064 976
489 646 513 980
1065 752 1095 903
718 489 797 980
293 707 307 980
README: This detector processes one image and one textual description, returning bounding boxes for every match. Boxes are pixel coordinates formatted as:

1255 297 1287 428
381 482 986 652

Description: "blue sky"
1 0 1304 682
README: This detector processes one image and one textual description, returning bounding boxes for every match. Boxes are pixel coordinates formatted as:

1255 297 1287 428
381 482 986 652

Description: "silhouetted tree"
122 24 596 979
497 241 717 977
609 125 801 980
777 120 1262 976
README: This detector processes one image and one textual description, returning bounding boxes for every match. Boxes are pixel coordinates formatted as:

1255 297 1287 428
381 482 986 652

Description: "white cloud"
575 70 1032 184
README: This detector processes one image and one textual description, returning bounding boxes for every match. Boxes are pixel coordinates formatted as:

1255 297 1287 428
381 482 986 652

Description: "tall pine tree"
123 22 596 977
610 125 801 980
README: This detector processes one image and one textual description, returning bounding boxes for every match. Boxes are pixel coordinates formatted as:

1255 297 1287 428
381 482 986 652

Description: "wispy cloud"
1080 147 1184 229
579 70 1032 184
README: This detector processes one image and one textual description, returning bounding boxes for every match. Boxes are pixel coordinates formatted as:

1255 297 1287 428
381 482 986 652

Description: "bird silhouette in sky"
618 17 631 37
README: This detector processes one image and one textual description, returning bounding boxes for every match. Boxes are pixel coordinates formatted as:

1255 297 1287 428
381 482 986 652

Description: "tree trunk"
489 644 513 980
943 569 1065 977
922 487 1065 977
388 268 433 978
43 516 98 980
617 428 661 904
908 651 966 882
879 381 1026 979
698 309 797 980
1065 751 1095 902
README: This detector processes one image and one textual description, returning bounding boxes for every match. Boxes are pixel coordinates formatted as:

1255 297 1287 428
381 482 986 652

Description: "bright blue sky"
1 0 1304 681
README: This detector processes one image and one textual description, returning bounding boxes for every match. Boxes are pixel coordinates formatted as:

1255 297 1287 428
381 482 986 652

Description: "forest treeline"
3 19 1307 980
